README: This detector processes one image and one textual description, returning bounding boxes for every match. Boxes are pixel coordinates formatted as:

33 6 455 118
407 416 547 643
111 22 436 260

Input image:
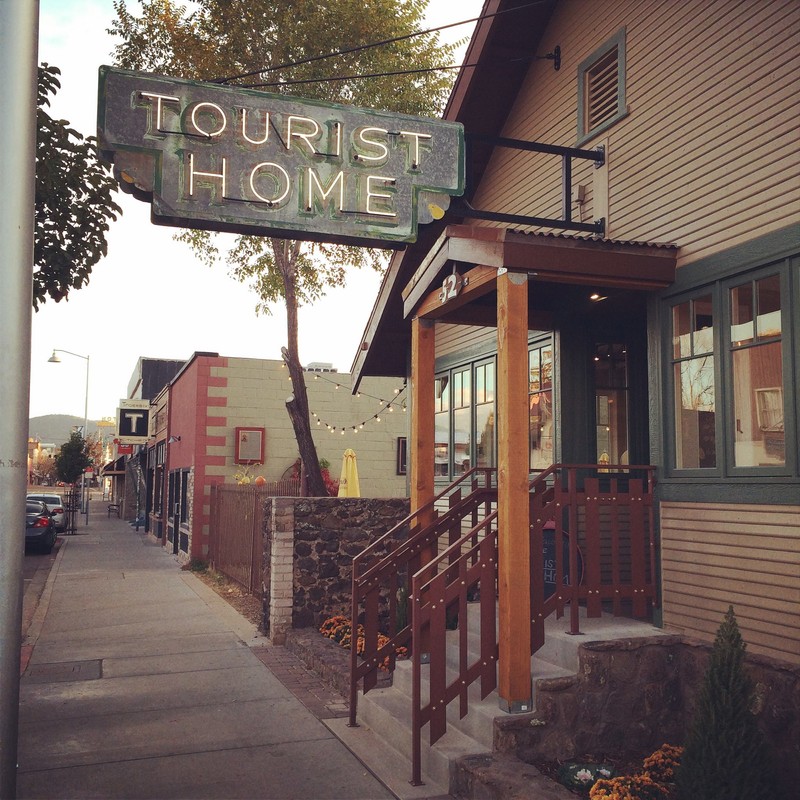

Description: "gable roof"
351 1 559 385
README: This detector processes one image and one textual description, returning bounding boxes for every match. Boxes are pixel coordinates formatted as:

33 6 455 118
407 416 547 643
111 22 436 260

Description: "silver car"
27 492 67 532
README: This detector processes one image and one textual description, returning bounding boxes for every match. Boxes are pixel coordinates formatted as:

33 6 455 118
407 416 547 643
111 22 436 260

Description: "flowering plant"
641 744 683 785
589 774 670 800
319 616 407 670
558 762 615 791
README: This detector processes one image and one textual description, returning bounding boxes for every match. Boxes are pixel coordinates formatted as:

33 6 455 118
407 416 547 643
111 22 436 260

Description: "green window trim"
662 259 798 482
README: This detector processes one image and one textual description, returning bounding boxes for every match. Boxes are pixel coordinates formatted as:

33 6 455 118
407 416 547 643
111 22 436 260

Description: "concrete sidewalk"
17 502 393 800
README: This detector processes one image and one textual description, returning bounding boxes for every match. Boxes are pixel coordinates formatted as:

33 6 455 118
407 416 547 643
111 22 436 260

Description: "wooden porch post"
496 271 532 712
410 317 435 520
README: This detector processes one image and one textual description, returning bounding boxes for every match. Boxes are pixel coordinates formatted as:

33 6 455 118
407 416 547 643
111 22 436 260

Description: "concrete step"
349 608 663 793
357 681 489 790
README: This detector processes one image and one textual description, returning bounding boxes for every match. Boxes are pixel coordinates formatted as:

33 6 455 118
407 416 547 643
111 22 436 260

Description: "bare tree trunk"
273 239 327 496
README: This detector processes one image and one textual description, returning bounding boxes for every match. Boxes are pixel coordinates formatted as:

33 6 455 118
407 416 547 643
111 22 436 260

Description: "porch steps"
332 610 665 798
337 615 581 796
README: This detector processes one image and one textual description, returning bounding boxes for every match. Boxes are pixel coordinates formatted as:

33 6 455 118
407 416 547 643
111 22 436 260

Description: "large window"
666 259 796 479
434 360 495 478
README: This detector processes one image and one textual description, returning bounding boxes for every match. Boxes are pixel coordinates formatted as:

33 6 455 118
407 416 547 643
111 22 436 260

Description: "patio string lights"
296 367 407 434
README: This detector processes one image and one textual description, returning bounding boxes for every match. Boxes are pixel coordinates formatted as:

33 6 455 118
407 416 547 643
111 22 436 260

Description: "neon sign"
97 67 465 247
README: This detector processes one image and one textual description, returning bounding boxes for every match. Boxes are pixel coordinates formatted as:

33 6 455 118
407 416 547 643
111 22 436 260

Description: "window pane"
453 371 462 406
435 376 449 412
485 362 495 403
693 295 714 354
596 390 628 466
461 370 471 407
453 407 471 473
529 348 540 391
541 347 553 390
732 341 784 467
674 357 716 468
730 282 754 345
435 411 449 476
475 365 485 404
756 274 781 338
530 389 554 470
672 302 691 358
476 404 495 468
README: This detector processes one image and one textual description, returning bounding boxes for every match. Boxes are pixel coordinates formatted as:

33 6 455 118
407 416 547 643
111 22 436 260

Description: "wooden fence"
209 480 302 596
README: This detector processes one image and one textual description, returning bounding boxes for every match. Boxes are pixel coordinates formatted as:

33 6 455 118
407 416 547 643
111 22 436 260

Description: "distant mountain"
28 415 102 445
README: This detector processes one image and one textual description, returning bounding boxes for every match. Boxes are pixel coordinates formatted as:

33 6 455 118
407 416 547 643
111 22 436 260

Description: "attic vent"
586 47 619 130
576 28 627 145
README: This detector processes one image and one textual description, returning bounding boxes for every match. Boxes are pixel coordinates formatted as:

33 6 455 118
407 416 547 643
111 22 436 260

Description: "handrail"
349 468 497 727
348 463 658 787
405 463 657 786
352 466 495 583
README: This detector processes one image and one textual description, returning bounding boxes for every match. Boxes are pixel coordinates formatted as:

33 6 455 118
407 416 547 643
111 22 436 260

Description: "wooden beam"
496 271 532 711
402 226 506 319
414 264 498 320
410 317 436 522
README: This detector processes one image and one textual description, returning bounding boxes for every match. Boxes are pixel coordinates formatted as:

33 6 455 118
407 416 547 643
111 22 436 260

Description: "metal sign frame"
98 67 465 248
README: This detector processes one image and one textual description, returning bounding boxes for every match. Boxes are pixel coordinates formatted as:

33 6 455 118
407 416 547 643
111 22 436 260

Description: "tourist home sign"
98 67 465 247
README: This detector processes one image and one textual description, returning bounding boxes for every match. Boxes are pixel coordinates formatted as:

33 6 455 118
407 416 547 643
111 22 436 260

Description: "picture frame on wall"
235 427 265 464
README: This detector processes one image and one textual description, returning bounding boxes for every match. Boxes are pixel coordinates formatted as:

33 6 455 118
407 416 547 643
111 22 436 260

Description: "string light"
302 371 408 434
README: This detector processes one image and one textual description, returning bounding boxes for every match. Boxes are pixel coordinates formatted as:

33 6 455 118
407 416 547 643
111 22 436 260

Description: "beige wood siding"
434 323 496 361
471 0 800 269
660 501 800 663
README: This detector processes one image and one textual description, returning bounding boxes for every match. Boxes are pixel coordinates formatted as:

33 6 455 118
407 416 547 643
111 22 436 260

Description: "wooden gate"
209 481 301 596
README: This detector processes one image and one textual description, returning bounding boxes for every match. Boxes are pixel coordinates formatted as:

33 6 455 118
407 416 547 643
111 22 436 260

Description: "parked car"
25 500 57 554
27 492 67 532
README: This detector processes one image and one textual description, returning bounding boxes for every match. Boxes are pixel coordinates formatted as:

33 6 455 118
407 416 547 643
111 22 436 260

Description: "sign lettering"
98 67 465 247
117 399 151 445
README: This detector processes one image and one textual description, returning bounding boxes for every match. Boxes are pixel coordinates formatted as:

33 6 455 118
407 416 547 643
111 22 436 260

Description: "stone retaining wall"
262 496 409 643
495 635 799 795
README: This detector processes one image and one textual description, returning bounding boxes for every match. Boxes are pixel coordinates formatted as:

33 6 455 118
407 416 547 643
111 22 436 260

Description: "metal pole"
83 356 89 525
0 2 40 797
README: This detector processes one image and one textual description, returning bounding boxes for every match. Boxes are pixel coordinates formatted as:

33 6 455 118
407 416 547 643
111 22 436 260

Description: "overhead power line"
241 56 533 90
213 0 548 85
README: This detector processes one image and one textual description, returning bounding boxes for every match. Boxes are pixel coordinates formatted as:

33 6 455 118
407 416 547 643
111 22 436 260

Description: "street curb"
22 536 68 660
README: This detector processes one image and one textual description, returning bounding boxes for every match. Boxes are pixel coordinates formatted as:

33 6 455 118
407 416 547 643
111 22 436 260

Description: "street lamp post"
48 349 90 524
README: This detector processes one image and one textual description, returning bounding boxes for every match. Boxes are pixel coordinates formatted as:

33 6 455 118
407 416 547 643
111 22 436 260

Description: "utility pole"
0 2 40 797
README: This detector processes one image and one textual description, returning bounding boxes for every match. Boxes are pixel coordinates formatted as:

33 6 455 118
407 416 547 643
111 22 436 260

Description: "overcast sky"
31 0 482 423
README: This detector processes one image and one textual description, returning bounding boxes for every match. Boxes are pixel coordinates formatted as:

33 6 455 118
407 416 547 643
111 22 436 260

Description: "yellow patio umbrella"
337 448 360 497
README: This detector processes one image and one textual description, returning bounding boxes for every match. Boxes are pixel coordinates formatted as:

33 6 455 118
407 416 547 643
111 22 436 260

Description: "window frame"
576 27 628 146
723 266 792 478
433 356 496 480
663 260 797 482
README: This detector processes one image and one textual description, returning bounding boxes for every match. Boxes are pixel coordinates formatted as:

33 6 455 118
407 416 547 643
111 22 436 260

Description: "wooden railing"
348 467 497 723
349 464 658 786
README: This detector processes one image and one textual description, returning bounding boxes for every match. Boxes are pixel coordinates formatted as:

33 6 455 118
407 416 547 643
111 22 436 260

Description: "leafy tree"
35 64 121 308
54 431 92 486
109 0 459 495
676 606 779 800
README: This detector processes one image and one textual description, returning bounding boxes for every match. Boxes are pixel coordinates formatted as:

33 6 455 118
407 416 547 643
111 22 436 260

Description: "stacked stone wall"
494 635 800 795
262 496 409 643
